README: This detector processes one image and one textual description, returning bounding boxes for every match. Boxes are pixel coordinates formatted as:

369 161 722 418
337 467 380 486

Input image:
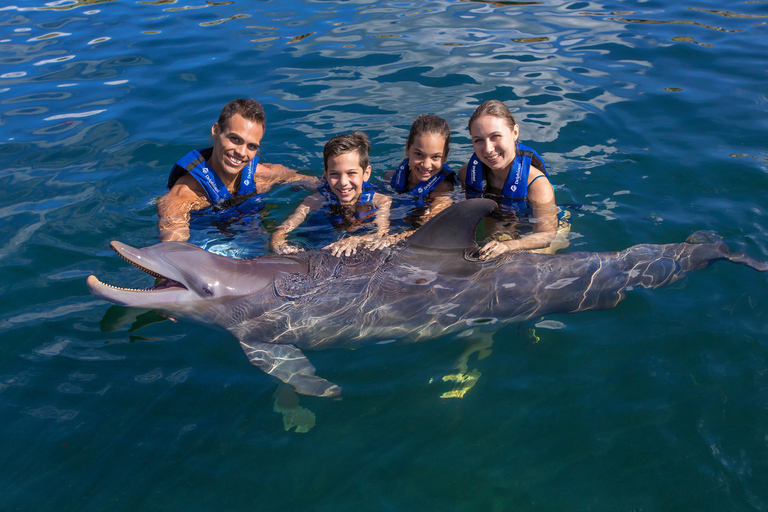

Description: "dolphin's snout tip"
86 275 103 294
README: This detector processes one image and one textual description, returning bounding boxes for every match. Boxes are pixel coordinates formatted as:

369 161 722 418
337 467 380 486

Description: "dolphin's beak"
86 242 191 308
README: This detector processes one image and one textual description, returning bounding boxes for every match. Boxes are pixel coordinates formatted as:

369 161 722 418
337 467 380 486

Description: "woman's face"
406 132 447 185
469 115 519 174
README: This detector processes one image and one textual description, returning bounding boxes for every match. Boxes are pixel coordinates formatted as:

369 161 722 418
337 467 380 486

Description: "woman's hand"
478 239 519 260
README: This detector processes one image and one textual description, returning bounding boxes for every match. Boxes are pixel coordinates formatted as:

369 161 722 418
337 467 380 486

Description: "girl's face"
469 115 519 174
324 150 372 205
406 132 447 185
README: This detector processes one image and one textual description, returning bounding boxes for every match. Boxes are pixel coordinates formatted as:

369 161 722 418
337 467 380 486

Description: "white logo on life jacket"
202 168 217 189
470 159 479 184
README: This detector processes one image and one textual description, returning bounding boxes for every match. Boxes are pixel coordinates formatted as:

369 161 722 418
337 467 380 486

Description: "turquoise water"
2 0 768 510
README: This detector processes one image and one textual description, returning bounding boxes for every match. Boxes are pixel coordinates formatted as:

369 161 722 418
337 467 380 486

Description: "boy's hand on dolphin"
326 238 360 258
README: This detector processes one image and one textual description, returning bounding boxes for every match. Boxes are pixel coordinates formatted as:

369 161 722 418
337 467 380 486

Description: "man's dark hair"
217 98 266 130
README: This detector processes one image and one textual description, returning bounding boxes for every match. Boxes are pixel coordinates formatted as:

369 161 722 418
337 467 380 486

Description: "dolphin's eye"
203 287 213 296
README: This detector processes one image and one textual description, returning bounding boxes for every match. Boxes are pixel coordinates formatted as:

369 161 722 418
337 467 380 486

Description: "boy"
270 132 392 257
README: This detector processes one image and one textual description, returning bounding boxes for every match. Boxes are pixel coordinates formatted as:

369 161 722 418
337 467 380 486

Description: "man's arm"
157 175 209 242
257 163 321 194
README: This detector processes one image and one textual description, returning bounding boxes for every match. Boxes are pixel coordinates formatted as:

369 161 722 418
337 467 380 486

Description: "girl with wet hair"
384 114 457 229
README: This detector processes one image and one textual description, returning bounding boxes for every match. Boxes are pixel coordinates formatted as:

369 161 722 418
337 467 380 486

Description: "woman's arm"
478 166 557 260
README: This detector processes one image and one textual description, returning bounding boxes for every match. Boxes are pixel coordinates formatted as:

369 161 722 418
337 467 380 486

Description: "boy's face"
324 151 372 205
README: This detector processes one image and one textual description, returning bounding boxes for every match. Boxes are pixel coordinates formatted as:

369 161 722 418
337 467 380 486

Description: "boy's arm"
157 175 210 242
372 192 392 236
269 193 324 253
352 193 395 253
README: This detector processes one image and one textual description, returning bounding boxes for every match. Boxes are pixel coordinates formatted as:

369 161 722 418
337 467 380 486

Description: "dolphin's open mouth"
86 241 189 300
108 242 187 293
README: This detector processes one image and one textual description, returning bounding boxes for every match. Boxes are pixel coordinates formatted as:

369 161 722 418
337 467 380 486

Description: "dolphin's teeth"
114 251 165 280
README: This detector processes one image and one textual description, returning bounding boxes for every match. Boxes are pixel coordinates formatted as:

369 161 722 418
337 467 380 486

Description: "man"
157 98 314 242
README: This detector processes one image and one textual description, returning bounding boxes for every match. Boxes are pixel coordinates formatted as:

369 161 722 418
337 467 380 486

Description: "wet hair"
467 100 517 134
323 131 370 171
217 98 266 130
405 114 451 159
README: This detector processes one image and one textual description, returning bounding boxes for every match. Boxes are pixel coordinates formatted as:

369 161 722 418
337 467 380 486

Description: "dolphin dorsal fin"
407 198 497 251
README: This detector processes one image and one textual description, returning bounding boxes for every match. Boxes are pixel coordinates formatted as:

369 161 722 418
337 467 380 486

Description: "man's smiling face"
209 113 264 179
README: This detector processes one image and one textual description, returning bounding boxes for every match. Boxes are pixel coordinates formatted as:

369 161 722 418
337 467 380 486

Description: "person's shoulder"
258 162 294 176
303 192 326 207
167 173 207 200
372 191 392 208
457 163 468 183
382 168 395 182
527 166 554 204
529 165 550 183
434 178 455 193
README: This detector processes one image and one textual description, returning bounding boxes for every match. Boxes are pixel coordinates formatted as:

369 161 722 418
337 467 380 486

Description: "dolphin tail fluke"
724 252 768 272
239 341 342 397
686 231 768 272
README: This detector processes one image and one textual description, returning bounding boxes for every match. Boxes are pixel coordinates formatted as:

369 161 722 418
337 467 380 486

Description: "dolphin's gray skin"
87 199 768 397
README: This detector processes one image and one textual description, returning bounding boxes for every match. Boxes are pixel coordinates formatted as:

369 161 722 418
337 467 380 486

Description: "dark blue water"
2 1 768 510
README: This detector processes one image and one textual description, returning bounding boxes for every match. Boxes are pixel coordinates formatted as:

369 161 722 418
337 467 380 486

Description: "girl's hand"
275 243 302 255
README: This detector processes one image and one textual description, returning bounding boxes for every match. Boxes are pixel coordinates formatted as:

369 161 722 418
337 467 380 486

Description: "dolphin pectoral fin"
440 369 481 399
239 341 342 398
273 384 316 433
438 331 495 399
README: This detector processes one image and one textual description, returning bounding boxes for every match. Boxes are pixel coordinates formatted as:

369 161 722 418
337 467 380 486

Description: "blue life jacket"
318 178 377 225
464 143 547 201
167 148 259 203
390 158 456 199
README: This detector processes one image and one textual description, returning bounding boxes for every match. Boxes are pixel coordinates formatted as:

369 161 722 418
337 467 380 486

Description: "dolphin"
87 199 768 397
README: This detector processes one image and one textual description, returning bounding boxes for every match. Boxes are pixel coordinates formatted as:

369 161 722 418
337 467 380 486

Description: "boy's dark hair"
406 114 451 159
323 132 370 171
468 99 517 133
217 98 266 130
